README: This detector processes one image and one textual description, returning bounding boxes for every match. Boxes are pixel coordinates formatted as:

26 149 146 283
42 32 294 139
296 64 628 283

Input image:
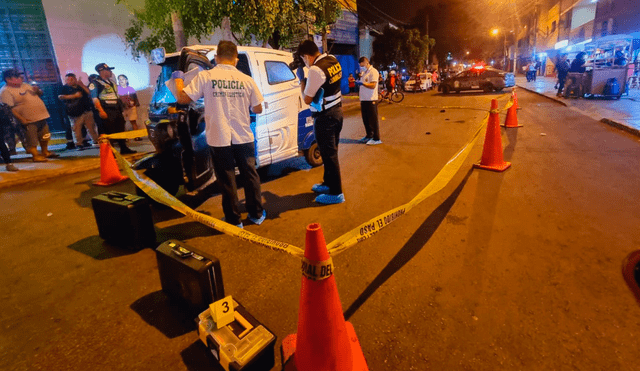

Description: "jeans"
360 101 380 141
313 105 344 195
211 142 263 225
557 74 567 95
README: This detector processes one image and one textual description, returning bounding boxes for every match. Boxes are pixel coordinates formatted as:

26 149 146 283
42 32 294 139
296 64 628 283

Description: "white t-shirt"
303 54 329 110
0 83 50 124
359 66 379 101
183 64 263 147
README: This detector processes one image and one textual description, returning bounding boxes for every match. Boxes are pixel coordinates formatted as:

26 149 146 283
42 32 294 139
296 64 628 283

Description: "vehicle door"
177 48 216 190
230 52 271 168
252 52 300 164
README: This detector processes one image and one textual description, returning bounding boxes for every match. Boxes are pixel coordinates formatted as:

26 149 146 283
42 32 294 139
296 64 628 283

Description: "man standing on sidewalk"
90 63 136 154
357 57 382 145
556 54 570 97
0 68 58 162
59 73 99 149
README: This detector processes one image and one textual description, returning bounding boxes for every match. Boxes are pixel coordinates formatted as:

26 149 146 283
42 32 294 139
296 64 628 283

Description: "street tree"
297 0 343 52
372 26 435 73
117 0 300 59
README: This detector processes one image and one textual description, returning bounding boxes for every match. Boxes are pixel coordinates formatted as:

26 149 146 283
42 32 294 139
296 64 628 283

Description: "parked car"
135 45 319 196
439 66 515 94
404 72 431 92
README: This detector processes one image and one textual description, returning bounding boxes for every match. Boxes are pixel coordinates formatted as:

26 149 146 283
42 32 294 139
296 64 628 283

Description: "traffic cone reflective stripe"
512 87 521 110
502 103 522 128
473 99 511 172
282 223 369 371
94 137 128 186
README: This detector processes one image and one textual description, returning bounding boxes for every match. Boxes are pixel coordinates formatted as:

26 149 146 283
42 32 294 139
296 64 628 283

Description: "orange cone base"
501 123 523 128
473 161 511 172
282 322 369 371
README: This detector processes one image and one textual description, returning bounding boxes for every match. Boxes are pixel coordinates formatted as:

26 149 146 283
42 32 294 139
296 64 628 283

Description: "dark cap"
2 68 24 80
95 63 115 72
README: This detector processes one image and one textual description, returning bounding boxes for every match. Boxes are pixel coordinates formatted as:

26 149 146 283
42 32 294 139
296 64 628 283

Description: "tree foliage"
372 26 435 73
297 0 343 51
117 0 308 59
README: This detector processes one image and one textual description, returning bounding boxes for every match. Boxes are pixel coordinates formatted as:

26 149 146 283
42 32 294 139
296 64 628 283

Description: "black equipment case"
155 240 225 313
91 191 156 250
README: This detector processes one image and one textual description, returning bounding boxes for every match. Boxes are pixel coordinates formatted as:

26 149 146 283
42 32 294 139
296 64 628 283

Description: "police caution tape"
326 115 488 256
103 129 148 140
111 148 306 258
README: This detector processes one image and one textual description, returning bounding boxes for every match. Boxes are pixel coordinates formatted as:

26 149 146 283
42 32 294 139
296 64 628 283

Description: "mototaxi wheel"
304 142 323 167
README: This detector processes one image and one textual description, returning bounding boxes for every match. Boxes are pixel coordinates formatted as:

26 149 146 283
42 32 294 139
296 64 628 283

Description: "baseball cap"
2 68 24 80
95 63 115 72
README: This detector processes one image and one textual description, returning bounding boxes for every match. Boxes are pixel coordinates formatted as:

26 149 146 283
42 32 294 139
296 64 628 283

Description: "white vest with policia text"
314 55 342 112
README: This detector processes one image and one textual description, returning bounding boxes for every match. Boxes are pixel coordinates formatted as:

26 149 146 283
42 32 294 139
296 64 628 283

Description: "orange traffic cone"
622 250 640 305
281 223 368 371
502 103 522 128
512 87 521 110
94 138 128 186
473 99 511 172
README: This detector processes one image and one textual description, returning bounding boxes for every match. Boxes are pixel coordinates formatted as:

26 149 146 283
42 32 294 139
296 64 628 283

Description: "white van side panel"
253 52 299 164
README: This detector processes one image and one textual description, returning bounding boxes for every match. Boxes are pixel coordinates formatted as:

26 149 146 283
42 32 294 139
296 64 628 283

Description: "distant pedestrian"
117 74 142 140
570 52 587 73
0 68 58 162
348 73 356 94
556 54 570 97
90 63 136 154
0 102 18 171
59 73 99 149
357 57 381 146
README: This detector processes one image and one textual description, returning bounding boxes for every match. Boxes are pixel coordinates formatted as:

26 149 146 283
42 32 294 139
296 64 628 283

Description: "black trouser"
0 122 12 164
313 105 344 195
211 142 263 225
557 74 567 95
360 101 380 141
97 105 128 150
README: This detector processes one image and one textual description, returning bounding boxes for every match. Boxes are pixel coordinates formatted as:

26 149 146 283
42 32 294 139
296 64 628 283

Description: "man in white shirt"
357 57 381 145
174 41 265 228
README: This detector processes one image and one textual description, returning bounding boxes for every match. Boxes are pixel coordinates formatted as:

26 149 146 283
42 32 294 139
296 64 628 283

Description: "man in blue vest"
297 40 345 205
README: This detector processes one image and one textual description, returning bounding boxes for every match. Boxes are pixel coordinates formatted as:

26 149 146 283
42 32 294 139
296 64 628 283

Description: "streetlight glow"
491 28 499 36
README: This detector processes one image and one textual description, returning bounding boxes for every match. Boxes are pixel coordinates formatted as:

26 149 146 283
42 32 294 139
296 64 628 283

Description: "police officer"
89 63 136 154
173 41 266 228
297 40 345 204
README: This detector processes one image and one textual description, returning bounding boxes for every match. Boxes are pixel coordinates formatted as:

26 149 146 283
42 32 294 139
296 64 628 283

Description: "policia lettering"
211 79 245 98
301 257 334 281
327 64 342 84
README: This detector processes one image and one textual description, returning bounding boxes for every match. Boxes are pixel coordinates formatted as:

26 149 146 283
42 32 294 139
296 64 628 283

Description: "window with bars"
0 1 67 132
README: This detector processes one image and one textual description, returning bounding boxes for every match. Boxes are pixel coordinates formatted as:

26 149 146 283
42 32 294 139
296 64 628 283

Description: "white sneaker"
366 139 383 145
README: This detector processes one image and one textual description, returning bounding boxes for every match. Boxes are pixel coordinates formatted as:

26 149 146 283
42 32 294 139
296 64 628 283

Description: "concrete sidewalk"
515 76 640 136
0 98 363 189
0 138 153 189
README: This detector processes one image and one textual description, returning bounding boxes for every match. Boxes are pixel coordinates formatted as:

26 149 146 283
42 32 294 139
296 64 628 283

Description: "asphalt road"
2 89 640 371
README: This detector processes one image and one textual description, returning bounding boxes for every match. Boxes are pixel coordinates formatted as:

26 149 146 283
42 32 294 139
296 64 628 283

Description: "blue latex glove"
296 66 305 82
355 80 363 87
310 88 324 111
171 70 185 80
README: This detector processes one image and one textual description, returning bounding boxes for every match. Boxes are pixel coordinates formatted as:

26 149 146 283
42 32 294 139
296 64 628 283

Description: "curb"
0 152 148 190
516 84 568 106
517 84 640 138
600 118 640 137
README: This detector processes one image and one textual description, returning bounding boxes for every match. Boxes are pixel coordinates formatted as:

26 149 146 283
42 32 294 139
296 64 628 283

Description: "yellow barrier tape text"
326 115 488 255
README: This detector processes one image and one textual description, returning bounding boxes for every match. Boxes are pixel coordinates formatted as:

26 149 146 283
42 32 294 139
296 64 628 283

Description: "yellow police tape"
105 98 512 258
103 129 148 140
111 150 306 257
